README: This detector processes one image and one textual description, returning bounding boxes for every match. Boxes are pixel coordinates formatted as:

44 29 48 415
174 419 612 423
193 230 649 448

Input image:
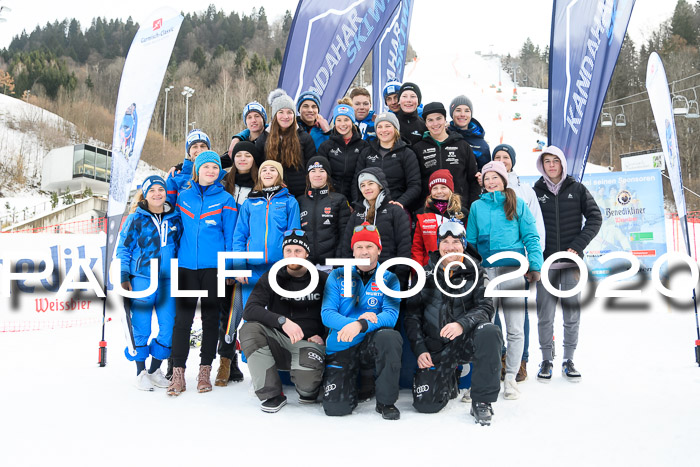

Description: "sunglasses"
284 229 306 237
353 224 379 233
438 221 466 238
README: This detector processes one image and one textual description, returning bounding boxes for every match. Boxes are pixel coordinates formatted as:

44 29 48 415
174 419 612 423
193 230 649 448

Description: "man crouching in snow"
405 222 502 425
321 223 403 420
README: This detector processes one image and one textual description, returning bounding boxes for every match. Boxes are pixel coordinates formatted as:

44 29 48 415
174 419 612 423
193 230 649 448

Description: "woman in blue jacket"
117 175 182 391
169 151 238 396
466 161 542 401
232 159 301 306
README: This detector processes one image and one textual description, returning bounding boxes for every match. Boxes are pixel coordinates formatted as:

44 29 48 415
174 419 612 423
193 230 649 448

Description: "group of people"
116 80 602 426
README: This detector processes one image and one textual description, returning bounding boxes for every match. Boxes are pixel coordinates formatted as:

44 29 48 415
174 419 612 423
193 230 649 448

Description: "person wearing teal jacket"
232 160 301 306
466 160 542 401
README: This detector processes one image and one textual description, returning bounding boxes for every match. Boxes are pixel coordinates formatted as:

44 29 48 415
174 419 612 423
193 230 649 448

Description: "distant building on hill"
42 144 112 195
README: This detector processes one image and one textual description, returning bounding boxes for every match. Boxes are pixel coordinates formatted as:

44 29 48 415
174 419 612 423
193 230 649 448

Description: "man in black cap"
239 230 329 413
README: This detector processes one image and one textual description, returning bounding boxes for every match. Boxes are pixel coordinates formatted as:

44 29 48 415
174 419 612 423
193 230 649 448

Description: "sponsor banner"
620 150 665 172
520 169 666 278
371 0 414 112
646 52 690 255
548 0 636 181
278 0 401 118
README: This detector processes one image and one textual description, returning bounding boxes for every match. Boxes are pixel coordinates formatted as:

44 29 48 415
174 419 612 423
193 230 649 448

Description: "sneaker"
229 352 244 383
516 360 528 383
261 394 287 413
135 370 155 391
470 401 494 426
562 360 582 382
537 360 553 382
461 388 471 403
197 365 213 393
298 392 319 404
375 403 400 420
147 368 170 388
167 367 186 396
215 357 231 387
503 374 520 400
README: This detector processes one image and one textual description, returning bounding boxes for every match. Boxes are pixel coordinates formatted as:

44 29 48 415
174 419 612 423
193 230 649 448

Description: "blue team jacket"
166 158 194 206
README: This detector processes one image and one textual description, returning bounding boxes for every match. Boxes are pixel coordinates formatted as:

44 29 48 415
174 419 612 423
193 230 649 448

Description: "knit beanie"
492 144 517 169
283 230 311 254
422 102 447 119
399 82 422 104
480 161 509 188
307 156 332 175
185 129 211 154
351 222 382 250
231 141 261 162
296 90 321 112
259 159 284 179
357 171 383 190
374 112 400 131
194 150 222 175
428 169 454 192
332 104 356 124
141 175 166 197
268 89 296 117
383 80 402 99
242 101 267 125
449 95 474 119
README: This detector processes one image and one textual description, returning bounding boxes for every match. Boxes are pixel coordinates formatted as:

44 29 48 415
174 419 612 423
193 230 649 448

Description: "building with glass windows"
42 144 112 194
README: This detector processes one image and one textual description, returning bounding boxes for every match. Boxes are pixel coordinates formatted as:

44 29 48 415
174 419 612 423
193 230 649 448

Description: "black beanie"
232 141 261 162
492 144 517 169
422 102 447 119
282 230 311 254
399 82 422 104
307 156 332 175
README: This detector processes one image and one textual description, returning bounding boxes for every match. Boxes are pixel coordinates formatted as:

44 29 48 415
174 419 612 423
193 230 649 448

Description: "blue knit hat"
141 175 166 197
492 143 517 169
242 101 267 125
296 90 321 112
194 150 222 175
383 80 401 99
185 129 211 155
332 104 356 124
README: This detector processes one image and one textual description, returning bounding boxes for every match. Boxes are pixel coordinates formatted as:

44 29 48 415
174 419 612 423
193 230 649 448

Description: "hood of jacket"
449 117 486 139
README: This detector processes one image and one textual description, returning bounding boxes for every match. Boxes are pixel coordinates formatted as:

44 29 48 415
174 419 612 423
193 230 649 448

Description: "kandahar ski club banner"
279 0 401 118
548 0 636 181
104 8 183 290
646 52 690 255
371 0 414 113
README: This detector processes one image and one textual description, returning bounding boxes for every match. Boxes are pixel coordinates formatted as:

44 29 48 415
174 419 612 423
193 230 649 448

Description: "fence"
667 211 700 260
2 216 107 234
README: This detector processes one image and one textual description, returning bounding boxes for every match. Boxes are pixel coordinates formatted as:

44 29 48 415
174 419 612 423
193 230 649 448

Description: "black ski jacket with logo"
317 129 369 200
297 186 351 265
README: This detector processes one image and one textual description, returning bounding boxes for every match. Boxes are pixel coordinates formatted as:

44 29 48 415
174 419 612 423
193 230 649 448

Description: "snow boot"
167 367 186 396
147 368 170 388
470 401 494 426
537 360 553 383
376 403 401 420
135 370 155 392
197 365 213 393
562 359 582 382
516 360 528 383
229 352 244 382
261 394 287 413
504 374 520 400
215 357 231 387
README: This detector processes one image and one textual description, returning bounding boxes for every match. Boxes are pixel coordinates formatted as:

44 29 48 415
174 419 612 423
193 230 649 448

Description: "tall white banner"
646 52 690 254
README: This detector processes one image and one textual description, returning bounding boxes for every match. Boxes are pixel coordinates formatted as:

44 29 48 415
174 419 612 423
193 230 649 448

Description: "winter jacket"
412 131 481 206
297 116 330 149
243 267 329 340
232 186 301 270
405 248 494 357
117 201 182 283
297 186 351 265
166 158 194 206
317 129 369 200
448 118 491 170
352 138 422 209
176 176 237 270
466 191 543 271
223 171 256 210
357 110 376 141
395 109 427 146
321 264 400 354
508 171 545 250
412 201 470 267
342 168 412 269
255 128 317 197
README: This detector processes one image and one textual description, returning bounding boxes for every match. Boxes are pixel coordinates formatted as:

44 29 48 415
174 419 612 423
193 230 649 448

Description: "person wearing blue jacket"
321 223 403 420
296 90 331 150
168 151 238 397
350 87 376 141
466 161 542 401
232 159 301 306
117 175 182 391
448 95 491 171
224 101 268 167
166 129 211 205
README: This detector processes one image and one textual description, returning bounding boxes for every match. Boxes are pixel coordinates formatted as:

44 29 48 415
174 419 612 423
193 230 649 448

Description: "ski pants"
536 267 582 361
412 322 503 413
218 281 243 359
322 328 403 416
239 321 326 401
171 268 223 368
124 277 175 362
487 267 527 377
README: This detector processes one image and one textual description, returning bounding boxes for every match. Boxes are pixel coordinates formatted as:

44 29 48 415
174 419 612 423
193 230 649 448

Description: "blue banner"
279 0 401 118
371 0 413 113
548 0 636 181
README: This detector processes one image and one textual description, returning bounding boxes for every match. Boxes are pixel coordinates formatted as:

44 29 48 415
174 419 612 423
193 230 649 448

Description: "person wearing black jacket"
412 102 481 207
317 103 369 200
239 231 329 413
532 146 602 383
352 112 421 210
395 82 427 145
297 156 351 270
405 222 502 425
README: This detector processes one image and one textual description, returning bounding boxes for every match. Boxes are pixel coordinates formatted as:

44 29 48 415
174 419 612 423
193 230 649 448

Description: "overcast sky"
0 1 676 56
